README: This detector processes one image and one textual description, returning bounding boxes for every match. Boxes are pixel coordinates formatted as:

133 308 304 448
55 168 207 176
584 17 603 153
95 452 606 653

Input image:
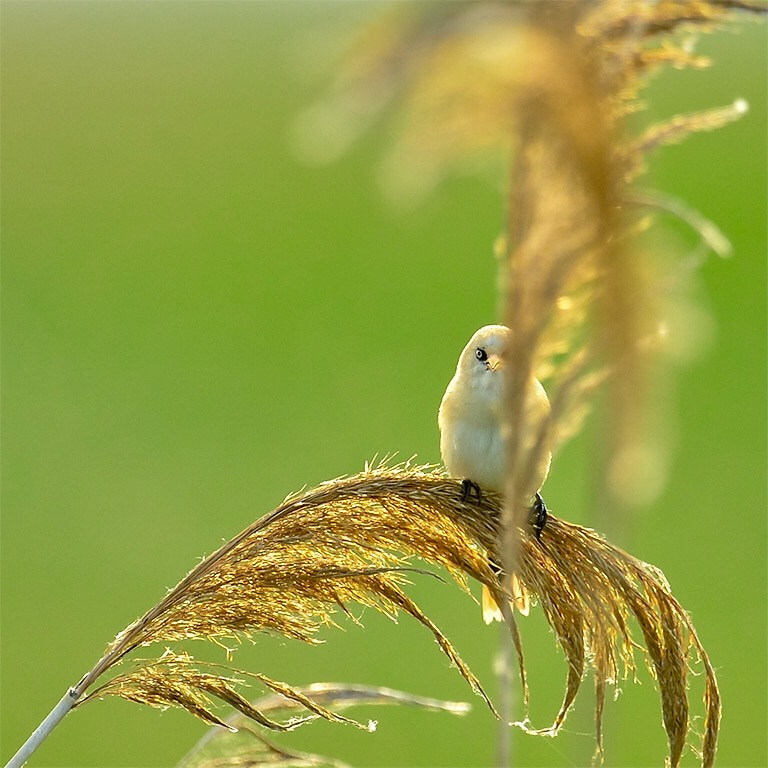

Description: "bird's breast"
440 417 506 492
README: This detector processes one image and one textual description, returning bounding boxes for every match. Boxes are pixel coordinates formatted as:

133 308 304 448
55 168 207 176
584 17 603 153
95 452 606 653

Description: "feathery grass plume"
177 683 472 768
6 465 723 768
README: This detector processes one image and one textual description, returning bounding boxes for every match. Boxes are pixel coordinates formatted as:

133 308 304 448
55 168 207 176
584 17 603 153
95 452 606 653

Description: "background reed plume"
3 1 765 767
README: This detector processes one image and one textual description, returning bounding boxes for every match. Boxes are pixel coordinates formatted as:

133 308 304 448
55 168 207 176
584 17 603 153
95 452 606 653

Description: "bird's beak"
486 354 503 371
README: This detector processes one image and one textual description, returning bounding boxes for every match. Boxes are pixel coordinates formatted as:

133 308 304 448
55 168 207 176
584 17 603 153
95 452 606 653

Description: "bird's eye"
475 348 488 362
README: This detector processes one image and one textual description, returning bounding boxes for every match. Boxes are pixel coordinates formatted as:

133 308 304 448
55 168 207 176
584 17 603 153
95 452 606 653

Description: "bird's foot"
461 479 483 503
530 492 548 541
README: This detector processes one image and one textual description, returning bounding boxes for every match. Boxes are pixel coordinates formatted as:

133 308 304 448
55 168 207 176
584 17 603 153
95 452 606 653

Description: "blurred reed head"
295 0 762 520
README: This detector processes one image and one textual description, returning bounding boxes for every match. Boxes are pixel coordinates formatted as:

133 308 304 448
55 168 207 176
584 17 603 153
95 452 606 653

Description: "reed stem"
5 687 81 768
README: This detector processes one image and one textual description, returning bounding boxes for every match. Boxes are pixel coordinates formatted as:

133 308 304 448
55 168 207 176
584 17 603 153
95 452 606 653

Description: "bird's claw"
461 481 547 539
461 479 483 503
531 492 548 541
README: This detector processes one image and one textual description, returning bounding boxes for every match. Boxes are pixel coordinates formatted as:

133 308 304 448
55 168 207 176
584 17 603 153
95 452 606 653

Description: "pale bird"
438 325 551 623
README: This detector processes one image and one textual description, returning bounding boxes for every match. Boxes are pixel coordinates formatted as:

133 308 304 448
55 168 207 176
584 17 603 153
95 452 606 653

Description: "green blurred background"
2 3 765 767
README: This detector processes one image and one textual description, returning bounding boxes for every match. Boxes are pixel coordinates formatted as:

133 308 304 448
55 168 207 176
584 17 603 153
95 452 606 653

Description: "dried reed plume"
7 464 723 768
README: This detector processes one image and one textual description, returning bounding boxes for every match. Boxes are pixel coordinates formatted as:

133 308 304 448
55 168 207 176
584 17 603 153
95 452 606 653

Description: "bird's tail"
482 574 530 623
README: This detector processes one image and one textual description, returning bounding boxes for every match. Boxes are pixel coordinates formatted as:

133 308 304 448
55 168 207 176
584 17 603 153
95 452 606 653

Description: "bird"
438 324 551 623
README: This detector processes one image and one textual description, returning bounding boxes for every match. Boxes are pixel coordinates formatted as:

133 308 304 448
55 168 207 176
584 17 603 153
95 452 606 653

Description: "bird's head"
456 325 509 390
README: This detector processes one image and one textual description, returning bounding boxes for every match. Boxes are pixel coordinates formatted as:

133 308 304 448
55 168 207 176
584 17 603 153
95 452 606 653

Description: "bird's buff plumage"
438 325 551 622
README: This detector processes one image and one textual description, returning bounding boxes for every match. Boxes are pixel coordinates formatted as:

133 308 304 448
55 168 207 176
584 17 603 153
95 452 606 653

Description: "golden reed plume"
6 2 765 768
4 464 727 767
